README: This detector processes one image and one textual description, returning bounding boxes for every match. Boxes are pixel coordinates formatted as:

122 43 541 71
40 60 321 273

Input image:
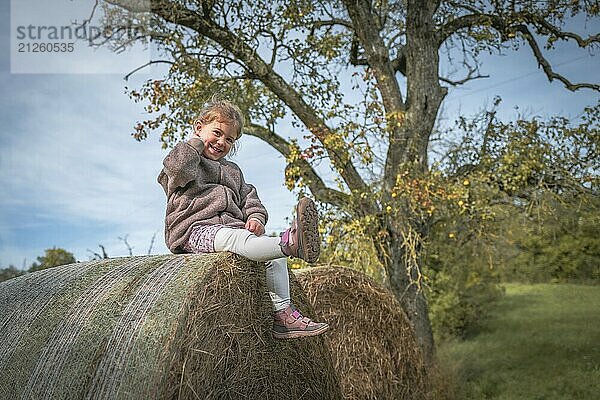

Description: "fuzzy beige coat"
158 137 268 253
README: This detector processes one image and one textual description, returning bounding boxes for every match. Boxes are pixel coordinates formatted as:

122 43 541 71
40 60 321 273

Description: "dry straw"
296 266 429 400
0 253 342 400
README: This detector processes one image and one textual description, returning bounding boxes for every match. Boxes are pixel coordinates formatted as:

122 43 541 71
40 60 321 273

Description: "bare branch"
308 18 353 31
118 235 134 256
84 0 101 26
515 25 600 92
124 60 174 80
437 6 600 50
436 10 599 92
87 245 109 260
522 13 600 47
446 0 481 15
387 30 406 50
255 29 279 68
440 68 489 86
245 123 350 209
147 231 157 255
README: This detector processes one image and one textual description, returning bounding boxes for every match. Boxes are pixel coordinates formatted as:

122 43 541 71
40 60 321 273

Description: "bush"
425 241 504 340
499 195 600 284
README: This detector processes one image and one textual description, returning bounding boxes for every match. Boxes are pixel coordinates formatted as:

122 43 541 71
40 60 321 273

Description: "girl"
158 99 328 339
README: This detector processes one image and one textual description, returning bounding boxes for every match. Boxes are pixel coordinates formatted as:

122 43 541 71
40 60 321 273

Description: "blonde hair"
194 98 244 139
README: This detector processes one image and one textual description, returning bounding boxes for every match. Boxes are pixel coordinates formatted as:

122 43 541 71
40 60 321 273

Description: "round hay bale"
296 266 429 400
0 254 342 400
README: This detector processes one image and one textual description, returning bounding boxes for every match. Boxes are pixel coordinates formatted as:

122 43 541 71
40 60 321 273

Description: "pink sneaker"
272 304 329 339
280 197 320 263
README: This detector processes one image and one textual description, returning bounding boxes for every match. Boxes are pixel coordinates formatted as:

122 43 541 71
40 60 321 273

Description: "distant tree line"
0 233 158 283
0 247 76 283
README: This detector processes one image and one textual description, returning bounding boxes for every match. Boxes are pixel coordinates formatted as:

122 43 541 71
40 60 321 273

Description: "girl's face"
194 120 237 161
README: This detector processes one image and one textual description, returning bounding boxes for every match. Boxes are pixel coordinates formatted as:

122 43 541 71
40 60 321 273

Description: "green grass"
436 283 600 400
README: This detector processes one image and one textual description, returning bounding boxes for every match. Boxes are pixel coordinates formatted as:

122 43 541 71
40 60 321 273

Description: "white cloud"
0 74 168 264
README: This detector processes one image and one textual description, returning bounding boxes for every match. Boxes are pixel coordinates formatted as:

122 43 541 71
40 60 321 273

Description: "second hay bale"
297 266 429 400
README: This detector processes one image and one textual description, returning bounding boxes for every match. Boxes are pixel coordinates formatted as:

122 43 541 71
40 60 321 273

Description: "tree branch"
342 0 404 109
87 245 108 260
515 24 600 92
118 235 134 256
308 18 353 31
124 60 174 80
245 123 350 209
342 0 405 196
436 10 599 92
437 13 498 46
438 8 600 49
440 67 489 86
147 231 157 255
522 13 600 47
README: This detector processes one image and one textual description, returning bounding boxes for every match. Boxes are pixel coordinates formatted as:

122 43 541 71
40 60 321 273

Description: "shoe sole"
296 198 321 263
272 323 329 339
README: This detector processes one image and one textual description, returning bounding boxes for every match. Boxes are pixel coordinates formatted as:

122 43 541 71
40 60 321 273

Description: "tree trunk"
385 227 435 365
379 0 447 365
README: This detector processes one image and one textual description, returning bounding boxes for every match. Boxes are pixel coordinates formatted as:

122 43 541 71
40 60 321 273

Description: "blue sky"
0 1 598 268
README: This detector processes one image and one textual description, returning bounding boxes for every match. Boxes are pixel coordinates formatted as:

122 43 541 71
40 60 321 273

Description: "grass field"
435 283 600 400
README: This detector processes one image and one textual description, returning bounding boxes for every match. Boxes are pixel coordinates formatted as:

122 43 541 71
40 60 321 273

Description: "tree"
97 0 599 362
319 102 599 338
87 232 159 259
29 247 76 272
442 105 599 330
0 266 24 283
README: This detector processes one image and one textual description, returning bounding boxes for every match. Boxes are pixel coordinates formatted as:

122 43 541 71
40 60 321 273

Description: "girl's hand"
245 219 265 236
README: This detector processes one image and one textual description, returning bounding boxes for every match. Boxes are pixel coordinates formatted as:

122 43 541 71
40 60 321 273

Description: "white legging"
213 227 290 311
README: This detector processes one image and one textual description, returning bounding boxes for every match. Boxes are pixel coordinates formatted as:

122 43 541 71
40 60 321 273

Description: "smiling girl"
157 99 328 339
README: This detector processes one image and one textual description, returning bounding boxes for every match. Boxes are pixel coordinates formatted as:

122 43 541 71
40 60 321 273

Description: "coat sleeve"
157 137 204 195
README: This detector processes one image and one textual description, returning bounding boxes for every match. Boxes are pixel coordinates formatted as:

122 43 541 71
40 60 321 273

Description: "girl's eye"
227 138 234 144
213 131 221 137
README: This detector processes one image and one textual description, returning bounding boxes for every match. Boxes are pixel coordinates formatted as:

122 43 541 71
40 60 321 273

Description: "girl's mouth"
209 143 223 154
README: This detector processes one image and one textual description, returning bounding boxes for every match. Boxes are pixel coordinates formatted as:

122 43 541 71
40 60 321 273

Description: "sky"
0 1 598 269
